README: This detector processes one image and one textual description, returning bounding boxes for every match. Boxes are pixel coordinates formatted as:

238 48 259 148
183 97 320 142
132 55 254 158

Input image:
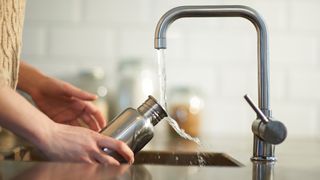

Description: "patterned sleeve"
0 68 9 88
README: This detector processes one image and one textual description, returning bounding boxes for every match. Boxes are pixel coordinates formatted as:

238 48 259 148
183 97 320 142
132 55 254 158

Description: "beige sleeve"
0 0 26 89
0 69 10 88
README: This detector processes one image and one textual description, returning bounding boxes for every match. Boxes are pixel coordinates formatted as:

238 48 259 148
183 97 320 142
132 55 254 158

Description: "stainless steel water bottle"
100 95 167 163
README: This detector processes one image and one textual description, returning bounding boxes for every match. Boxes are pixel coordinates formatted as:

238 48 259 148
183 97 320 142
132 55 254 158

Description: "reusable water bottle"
100 95 167 163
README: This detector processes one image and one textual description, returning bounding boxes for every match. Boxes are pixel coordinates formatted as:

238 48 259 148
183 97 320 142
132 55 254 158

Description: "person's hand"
17 62 106 131
39 122 134 164
30 76 106 131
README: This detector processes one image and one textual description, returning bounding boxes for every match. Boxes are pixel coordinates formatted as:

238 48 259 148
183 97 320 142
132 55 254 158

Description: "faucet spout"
154 5 284 161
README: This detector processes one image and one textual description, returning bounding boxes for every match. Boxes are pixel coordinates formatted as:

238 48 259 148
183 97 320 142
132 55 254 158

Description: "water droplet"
175 156 179 161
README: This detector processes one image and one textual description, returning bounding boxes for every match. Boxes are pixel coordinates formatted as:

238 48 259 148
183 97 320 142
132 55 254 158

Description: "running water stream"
157 49 201 145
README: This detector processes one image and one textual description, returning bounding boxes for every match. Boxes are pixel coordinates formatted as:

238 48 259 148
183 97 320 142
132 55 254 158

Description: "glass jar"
116 58 158 113
168 86 203 137
76 68 109 120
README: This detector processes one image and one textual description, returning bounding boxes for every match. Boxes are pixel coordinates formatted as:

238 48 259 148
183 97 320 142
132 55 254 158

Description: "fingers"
68 99 106 131
50 99 85 123
97 137 134 164
83 102 107 128
82 113 100 131
62 82 97 101
93 152 120 166
79 157 95 164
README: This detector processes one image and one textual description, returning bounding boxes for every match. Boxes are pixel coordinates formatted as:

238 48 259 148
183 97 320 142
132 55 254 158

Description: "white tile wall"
25 0 81 22
21 27 47 56
118 28 154 59
289 69 320 100
291 0 320 31
49 27 115 58
84 0 151 24
21 0 320 138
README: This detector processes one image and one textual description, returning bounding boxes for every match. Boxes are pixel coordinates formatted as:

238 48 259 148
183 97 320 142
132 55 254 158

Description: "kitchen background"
21 0 320 139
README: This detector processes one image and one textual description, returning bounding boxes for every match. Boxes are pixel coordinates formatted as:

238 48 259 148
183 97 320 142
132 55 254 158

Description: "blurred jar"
76 68 109 121
168 87 203 137
116 58 158 113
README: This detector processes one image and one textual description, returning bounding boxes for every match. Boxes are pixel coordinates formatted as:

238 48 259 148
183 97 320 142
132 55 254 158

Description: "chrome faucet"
154 5 287 161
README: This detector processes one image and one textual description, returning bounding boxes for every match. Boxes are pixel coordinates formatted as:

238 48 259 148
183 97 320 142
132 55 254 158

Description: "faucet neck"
154 5 271 114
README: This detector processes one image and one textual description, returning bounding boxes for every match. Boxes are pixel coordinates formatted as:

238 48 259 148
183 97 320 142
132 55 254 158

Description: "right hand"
39 123 134 165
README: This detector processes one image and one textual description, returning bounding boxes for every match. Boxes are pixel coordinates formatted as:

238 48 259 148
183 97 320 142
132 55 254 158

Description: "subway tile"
24 57 80 77
186 32 256 62
270 71 287 100
84 0 151 24
272 102 319 137
219 65 257 98
202 100 252 136
166 62 217 98
270 34 318 66
118 28 154 59
291 0 320 31
25 0 81 22
288 69 320 100
21 26 47 56
49 27 115 58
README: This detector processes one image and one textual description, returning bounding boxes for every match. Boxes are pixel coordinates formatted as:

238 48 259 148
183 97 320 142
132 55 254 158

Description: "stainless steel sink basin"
23 146 242 167
133 151 242 167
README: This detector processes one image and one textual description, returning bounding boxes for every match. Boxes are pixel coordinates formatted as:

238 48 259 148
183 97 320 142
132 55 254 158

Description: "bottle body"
100 96 167 162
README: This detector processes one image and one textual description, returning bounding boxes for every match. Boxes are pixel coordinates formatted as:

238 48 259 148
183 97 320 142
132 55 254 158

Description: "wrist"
18 62 49 96
31 119 56 153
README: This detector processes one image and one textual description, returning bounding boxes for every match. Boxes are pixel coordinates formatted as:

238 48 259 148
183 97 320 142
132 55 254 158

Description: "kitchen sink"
21 147 242 167
133 151 242 167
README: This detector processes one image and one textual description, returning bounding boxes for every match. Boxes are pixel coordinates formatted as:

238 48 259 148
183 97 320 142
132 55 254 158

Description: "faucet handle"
244 94 287 145
256 119 287 145
244 95 269 123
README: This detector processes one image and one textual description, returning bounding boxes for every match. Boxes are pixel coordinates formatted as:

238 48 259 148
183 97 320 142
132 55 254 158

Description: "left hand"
30 76 106 131
17 62 106 131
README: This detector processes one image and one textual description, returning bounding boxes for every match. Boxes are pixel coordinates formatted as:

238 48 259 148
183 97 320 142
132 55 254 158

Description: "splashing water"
157 49 201 145
166 117 201 145
197 152 207 166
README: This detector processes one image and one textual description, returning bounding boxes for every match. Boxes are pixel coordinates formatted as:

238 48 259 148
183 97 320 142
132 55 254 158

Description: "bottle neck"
137 96 168 126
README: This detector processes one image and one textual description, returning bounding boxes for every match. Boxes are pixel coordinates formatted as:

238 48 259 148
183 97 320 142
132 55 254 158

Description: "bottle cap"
138 96 168 125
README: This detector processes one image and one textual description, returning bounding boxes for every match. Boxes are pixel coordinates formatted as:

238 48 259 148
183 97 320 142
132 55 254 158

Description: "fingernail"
130 159 134 165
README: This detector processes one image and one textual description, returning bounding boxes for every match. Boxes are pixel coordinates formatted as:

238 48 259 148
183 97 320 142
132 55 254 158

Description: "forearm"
17 61 48 95
0 86 54 150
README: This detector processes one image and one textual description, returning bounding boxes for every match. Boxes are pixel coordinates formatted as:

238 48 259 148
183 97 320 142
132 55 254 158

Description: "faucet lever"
244 94 269 123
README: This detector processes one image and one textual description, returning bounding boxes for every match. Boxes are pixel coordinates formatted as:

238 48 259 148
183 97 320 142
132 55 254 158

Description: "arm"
0 85 51 149
0 86 134 164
